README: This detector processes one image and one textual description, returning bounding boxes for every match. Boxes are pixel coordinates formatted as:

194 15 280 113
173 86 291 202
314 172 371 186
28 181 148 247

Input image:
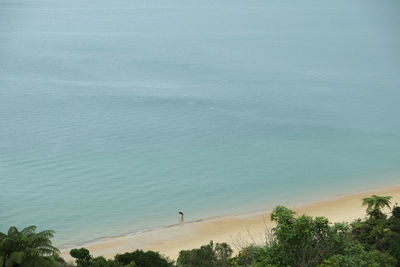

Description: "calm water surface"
1 0 400 247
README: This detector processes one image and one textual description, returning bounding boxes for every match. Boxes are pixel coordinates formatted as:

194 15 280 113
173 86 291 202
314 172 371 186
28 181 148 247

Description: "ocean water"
1 0 400 247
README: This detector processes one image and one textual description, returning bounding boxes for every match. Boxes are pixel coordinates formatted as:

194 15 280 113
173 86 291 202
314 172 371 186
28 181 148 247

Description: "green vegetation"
362 195 392 219
177 241 232 267
1 195 400 266
228 196 400 267
0 226 60 267
228 204 397 267
69 248 174 267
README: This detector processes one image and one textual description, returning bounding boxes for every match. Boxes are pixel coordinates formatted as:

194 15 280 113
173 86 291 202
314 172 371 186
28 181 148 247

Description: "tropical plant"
0 225 59 267
256 206 351 267
320 244 396 267
230 245 264 267
70 248 172 267
70 248 92 267
177 241 232 267
362 195 392 219
351 198 400 266
115 250 173 267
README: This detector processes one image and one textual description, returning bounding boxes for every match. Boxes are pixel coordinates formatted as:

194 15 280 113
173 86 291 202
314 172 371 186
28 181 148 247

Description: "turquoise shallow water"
1 0 400 247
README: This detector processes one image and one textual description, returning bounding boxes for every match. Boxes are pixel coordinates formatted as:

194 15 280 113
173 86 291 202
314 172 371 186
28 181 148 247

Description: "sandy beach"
61 184 400 263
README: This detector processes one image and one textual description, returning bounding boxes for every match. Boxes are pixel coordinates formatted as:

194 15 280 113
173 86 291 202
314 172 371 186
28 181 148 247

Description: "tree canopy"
362 195 392 219
0 225 59 267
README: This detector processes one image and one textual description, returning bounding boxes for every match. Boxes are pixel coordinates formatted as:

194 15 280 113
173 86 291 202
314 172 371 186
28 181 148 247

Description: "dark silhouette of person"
179 211 184 224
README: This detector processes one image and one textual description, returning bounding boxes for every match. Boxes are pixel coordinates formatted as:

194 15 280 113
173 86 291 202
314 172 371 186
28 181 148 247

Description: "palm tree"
362 195 392 219
0 225 59 267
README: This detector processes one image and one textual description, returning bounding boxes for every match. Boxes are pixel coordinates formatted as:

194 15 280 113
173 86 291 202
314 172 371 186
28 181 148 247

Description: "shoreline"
61 183 400 263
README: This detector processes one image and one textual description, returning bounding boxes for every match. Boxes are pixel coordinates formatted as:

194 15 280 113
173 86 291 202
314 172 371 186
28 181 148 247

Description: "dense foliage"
229 195 400 267
69 248 173 267
2 195 400 266
0 226 60 267
176 241 232 267
114 250 174 267
351 199 400 265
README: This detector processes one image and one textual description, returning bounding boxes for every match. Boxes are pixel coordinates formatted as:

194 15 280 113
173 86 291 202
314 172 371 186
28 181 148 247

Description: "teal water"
1 0 400 247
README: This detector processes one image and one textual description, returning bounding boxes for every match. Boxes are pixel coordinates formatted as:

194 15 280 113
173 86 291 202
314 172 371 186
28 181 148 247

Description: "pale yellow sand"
61 184 400 263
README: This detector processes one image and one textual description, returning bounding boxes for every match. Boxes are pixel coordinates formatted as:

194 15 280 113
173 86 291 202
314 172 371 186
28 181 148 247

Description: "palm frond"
21 226 37 236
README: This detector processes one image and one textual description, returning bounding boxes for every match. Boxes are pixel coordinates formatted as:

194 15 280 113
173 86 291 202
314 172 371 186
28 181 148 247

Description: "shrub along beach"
2 187 400 266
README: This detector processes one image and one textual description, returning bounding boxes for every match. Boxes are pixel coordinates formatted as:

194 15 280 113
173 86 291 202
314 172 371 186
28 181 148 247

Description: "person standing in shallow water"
179 211 184 224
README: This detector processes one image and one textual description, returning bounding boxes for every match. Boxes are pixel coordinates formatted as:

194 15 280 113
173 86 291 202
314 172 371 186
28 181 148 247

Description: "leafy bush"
70 248 92 267
320 244 396 267
230 245 265 267
177 241 232 267
115 250 173 267
251 206 351 267
70 248 126 267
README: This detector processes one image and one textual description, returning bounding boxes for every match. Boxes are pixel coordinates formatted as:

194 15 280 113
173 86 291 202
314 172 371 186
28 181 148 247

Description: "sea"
1 0 400 248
